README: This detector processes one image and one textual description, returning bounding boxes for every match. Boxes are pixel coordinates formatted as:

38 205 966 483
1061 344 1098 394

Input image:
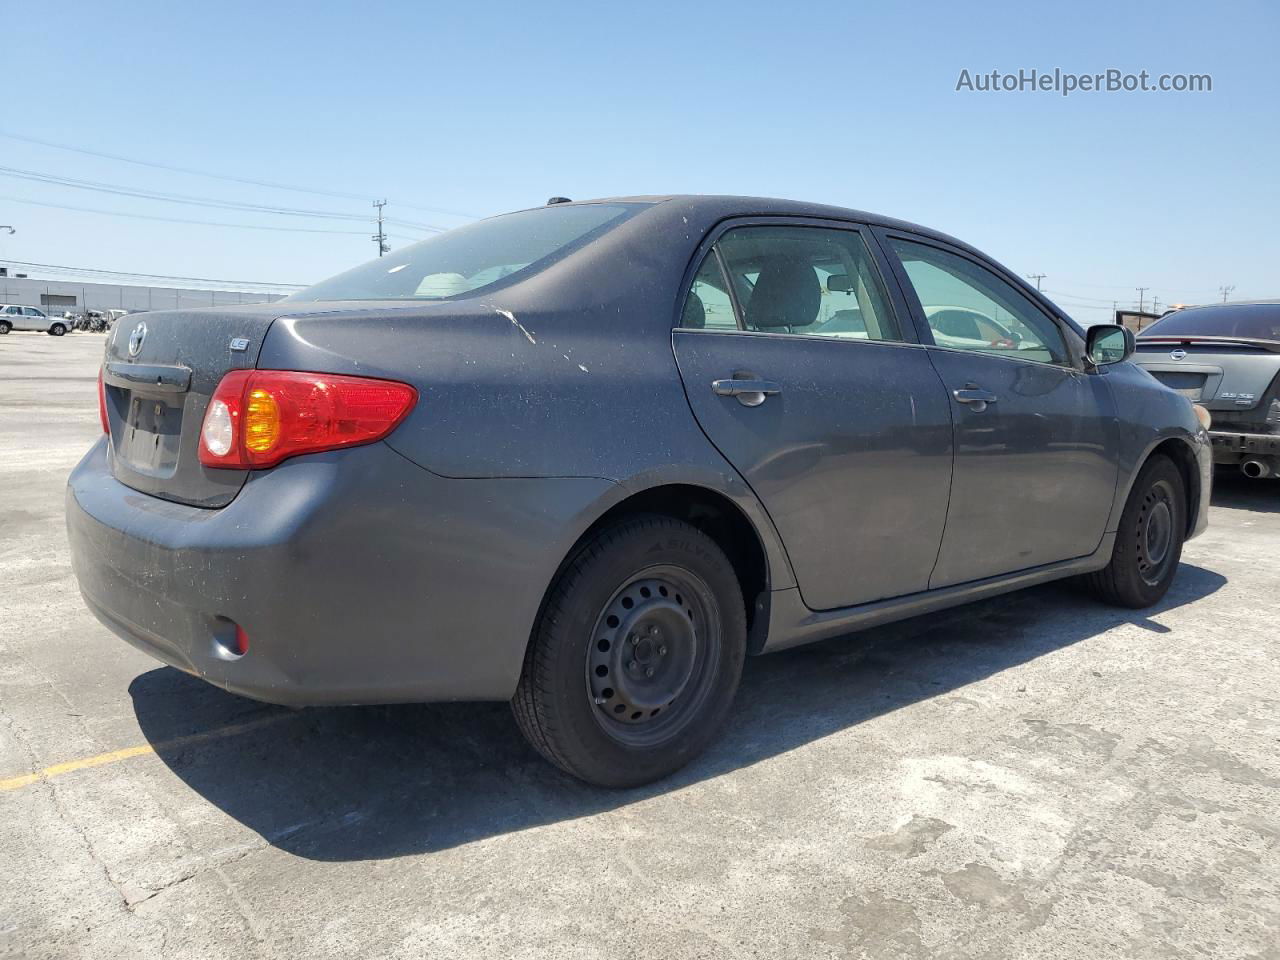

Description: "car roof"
1167 300 1280 313
548 194 980 254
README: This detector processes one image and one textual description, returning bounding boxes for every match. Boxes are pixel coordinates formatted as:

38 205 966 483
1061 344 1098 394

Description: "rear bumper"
66 438 613 706
1208 429 1280 463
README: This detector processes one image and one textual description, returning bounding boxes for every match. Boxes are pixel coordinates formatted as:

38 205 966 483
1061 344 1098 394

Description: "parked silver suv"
0 304 71 336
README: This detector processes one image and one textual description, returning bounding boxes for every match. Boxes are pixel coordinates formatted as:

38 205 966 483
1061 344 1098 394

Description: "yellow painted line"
0 712 296 792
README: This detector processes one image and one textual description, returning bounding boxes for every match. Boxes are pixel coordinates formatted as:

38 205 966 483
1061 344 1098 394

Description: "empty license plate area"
1150 370 1208 401
120 392 186 475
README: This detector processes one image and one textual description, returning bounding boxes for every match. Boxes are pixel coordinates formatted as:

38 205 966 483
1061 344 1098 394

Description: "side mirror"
1086 324 1135 366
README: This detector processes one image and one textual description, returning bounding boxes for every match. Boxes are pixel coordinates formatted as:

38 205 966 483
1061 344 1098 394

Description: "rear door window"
679 225 902 341
682 254 739 329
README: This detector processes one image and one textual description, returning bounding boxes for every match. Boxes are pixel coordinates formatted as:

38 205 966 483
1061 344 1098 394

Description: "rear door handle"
712 378 781 407
953 387 998 405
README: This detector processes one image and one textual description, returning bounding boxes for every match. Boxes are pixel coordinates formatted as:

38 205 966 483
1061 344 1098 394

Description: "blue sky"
4 0 1276 321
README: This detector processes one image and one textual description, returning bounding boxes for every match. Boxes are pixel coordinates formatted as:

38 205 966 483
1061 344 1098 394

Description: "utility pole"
1219 284 1235 303
1136 287 1148 313
1152 296 1161 315
1026 273 1046 291
372 200 389 257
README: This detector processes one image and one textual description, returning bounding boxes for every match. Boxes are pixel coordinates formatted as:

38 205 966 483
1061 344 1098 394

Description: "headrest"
682 292 706 329
746 256 821 329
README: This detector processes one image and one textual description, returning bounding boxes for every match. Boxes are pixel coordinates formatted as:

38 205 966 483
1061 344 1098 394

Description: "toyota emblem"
127 321 147 357
1170 348 1187 361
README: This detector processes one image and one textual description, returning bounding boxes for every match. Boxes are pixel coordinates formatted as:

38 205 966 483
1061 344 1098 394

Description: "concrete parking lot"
2 331 1277 959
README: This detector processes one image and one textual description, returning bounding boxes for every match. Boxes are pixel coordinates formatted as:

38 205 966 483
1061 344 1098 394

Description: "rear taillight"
97 367 109 434
198 370 417 469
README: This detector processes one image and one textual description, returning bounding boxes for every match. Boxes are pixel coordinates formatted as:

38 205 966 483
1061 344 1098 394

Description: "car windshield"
1140 304 1280 341
288 202 647 302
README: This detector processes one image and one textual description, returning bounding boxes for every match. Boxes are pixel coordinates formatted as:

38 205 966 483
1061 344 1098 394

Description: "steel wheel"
1085 453 1186 608
512 515 747 787
1136 478 1176 586
586 566 721 748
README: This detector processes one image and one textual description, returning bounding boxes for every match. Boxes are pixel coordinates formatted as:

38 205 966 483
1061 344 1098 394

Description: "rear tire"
512 515 746 788
1085 454 1186 608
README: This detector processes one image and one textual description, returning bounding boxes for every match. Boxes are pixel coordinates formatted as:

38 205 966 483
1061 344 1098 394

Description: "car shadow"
130 563 1225 861
1211 469 1280 514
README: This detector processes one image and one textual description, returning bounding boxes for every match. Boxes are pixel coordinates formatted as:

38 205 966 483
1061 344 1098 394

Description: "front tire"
512 515 747 787
1085 454 1186 608
50 323 66 336
0 320 10 335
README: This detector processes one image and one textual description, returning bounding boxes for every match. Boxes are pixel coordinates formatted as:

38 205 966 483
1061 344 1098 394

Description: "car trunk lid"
102 306 284 507
1133 336 1280 414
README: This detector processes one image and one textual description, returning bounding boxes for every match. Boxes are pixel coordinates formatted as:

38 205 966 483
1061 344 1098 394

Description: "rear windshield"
288 202 646 303
1140 304 1280 341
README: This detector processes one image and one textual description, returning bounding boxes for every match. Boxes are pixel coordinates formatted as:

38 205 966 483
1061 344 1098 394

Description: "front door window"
889 239 1068 365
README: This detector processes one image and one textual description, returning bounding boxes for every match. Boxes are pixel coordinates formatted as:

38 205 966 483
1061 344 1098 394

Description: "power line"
0 194 375 234
1041 276 1222 297
1039 276 1224 299
0 129 480 219
1044 288 1139 305
0 165 366 220
0 165 448 233
1045 287 1207 307
1026 273 1046 291
1 259 306 289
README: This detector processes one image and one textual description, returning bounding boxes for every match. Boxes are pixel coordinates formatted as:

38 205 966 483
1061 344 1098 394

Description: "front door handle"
712 378 781 407
953 385 998 411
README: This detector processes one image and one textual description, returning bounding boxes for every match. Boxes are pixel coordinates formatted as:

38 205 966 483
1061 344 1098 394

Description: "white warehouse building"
0 268 295 315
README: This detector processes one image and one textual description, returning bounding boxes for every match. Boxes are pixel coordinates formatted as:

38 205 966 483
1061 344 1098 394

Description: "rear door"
672 220 954 611
880 232 1118 587
3 305 31 330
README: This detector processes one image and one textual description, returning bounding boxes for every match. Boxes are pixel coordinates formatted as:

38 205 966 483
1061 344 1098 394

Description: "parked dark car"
1133 301 1280 478
66 196 1211 786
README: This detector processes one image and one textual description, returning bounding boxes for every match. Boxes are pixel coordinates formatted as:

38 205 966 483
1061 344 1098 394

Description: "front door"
883 234 1119 587
672 221 954 611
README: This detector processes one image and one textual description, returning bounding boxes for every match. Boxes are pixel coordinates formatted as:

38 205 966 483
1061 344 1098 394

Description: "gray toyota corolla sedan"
67 196 1211 787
